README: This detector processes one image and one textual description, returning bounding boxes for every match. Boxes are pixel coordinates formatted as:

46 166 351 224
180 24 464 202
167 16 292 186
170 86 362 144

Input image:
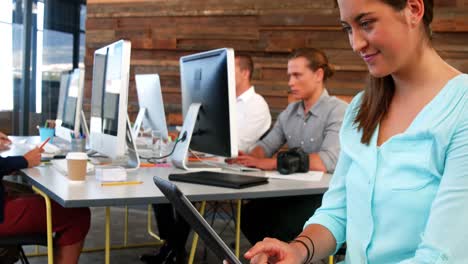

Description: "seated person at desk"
0 132 90 264
141 54 272 264
230 48 348 244
245 0 468 263
234 54 272 152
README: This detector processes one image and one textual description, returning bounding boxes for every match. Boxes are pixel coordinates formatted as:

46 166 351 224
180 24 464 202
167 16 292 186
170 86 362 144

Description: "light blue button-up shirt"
305 74 468 263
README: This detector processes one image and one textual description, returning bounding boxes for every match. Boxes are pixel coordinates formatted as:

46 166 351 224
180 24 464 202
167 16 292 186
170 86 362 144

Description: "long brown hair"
354 0 434 144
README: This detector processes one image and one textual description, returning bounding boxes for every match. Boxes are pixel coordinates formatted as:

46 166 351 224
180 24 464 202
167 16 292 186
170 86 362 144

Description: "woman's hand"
24 147 44 168
244 237 306 264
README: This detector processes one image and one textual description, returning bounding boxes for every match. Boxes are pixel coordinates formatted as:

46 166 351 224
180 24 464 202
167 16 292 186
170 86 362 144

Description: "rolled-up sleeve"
318 103 347 173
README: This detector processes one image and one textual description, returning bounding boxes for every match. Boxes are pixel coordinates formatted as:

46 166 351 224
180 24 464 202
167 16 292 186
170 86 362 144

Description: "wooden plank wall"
85 0 468 124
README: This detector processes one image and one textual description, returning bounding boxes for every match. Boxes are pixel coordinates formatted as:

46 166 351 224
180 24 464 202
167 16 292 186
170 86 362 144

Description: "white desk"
25 166 330 206
4 136 332 263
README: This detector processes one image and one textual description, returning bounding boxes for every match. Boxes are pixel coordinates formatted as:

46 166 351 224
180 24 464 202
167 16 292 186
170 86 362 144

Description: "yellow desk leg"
32 186 53 264
147 205 163 241
188 201 206 264
235 200 241 258
105 207 111 264
329 255 334 264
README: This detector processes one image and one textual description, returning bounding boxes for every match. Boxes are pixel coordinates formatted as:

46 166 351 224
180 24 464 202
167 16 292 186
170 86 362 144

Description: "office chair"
0 234 47 264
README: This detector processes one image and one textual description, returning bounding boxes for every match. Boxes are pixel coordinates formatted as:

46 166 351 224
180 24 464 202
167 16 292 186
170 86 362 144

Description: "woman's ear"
405 0 425 28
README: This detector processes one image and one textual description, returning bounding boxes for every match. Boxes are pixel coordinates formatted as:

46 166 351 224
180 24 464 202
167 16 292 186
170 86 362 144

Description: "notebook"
168 171 268 189
153 176 242 264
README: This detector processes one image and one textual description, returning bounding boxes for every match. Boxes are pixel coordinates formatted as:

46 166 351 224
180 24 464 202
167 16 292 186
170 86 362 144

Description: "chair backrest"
0 234 47 246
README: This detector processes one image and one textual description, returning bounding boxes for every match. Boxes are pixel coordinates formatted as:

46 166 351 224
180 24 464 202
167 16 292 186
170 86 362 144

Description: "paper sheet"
263 171 323 182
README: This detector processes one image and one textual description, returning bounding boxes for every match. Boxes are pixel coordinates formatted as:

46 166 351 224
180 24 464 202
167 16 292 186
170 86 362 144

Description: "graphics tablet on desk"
153 176 242 264
168 171 268 189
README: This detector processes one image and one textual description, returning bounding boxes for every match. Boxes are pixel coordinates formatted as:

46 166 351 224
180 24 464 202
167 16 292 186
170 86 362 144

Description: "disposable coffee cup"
66 152 88 181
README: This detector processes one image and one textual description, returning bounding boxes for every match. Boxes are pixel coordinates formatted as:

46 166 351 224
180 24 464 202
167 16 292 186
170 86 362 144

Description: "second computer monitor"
179 48 237 158
134 74 168 140
55 68 85 142
89 40 131 159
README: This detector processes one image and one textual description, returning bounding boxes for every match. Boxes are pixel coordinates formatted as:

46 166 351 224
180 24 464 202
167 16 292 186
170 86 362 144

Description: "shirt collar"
237 86 255 102
295 89 330 117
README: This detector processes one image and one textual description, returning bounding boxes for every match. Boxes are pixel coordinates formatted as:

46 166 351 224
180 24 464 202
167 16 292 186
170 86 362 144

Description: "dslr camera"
276 148 309 175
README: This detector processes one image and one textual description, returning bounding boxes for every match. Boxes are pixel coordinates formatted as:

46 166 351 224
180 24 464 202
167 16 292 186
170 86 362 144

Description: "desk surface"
4 136 331 208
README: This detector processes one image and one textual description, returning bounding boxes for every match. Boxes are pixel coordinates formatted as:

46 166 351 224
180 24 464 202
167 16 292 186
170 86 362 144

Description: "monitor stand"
80 110 90 139
124 114 140 169
100 115 140 169
80 110 93 154
132 107 146 139
171 103 221 171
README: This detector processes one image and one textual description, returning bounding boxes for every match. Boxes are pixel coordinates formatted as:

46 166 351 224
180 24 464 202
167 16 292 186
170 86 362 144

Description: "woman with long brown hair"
244 0 468 263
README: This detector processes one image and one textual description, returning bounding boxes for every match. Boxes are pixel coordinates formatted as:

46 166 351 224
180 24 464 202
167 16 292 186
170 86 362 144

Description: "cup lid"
66 152 88 160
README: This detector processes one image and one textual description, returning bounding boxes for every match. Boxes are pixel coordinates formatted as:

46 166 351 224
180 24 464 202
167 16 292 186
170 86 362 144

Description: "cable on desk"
138 131 187 163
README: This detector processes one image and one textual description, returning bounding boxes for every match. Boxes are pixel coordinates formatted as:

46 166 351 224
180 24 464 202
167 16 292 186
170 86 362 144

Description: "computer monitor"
172 48 237 170
89 40 139 168
55 68 86 142
134 74 168 140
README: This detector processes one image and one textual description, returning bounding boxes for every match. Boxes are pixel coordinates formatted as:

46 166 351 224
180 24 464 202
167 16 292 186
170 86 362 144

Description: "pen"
101 181 143 187
139 163 156 168
39 137 51 149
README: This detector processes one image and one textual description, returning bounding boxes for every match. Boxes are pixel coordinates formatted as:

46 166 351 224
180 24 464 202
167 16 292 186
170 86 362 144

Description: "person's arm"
309 153 327 172
23 147 43 168
0 156 28 177
231 146 277 170
236 152 327 172
230 110 286 170
396 109 468 263
248 145 267 158
0 147 43 177
244 150 352 262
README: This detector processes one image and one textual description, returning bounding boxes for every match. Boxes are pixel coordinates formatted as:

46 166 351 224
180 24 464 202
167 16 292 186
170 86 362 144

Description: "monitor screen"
55 68 84 142
61 71 80 130
89 40 131 159
180 48 237 157
91 42 125 136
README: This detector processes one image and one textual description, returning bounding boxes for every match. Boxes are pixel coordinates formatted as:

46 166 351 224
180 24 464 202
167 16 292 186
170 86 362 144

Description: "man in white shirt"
140 54 272 264
235 55 271 152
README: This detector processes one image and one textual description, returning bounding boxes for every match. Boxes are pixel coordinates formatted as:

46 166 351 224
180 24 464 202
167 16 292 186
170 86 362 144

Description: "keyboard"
217 163 261 172
185 162 222 171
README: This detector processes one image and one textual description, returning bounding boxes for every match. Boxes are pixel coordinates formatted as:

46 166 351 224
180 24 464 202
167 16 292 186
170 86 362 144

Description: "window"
0 0 14 111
